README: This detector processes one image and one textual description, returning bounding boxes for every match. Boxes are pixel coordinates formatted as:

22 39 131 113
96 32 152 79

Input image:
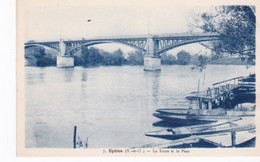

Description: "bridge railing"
213 76 243 87
24 33 219 44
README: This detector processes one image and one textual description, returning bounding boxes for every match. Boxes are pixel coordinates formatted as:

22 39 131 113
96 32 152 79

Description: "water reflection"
26 72 46 85
144 71 161 105
80 83 88 102
81 70 88 82
80 70 88 101
60 68 74 83
32 121 51 147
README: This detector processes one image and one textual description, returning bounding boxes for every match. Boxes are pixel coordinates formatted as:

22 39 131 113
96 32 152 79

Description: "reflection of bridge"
24 33 219 70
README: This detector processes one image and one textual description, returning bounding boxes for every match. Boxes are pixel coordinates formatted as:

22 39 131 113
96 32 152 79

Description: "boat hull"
153 109 254 124
156 108 189 115
145 123 255 141
153 113 214 124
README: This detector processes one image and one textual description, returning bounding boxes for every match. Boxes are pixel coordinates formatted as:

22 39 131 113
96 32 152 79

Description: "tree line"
25 46 194 66
25 45 249 67
76 47 194 66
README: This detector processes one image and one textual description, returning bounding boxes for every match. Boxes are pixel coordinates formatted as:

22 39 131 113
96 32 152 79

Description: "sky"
24 2 213 54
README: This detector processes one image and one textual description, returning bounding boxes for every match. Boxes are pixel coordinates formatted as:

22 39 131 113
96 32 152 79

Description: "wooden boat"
145 118 255 141
153 108 254 124
153 113 215 124
155 108 228 116
141 132 255 148
156 108 189 115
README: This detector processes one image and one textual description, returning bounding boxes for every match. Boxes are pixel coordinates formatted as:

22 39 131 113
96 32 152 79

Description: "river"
25 65 255 148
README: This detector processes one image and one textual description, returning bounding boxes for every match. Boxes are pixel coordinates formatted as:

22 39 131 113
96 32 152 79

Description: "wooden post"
199 99 202 109
86 137 88 148
208 101 212 110
197 79 200 109
231 131 236 147
73 126 77 149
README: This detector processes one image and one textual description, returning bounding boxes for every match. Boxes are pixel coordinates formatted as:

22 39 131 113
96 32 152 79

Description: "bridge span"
25 33 219 71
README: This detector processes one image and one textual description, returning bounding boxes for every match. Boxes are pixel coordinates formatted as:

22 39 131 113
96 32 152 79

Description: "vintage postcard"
17 0 259 156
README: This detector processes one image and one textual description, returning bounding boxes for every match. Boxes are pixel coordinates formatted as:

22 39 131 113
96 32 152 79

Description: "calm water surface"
25 65 255 148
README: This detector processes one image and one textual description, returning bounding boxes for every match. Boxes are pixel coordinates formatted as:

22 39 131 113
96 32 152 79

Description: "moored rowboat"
145 119 255 141
156 108 189 115
153 108 255 124
153 113 215 124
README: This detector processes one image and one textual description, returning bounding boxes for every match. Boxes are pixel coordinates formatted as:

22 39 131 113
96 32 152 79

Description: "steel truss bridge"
24 33 219 57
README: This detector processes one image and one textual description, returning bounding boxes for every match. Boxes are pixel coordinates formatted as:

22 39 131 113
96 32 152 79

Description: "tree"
161 53 176 65
190 54 199 65
176 50 191 65
81 46 101 66
25 46 45 59
88 47 102 65
126 51 144 65
191 55 208 71
36 57 56 66
112 49 125 65
189 6 255 66
99 49 125 66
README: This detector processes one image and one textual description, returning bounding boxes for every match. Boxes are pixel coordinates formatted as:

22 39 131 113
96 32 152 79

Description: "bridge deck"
25 33 219 44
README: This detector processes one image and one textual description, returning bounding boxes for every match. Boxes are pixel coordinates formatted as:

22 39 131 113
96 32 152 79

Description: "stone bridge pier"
144 36 161 71
56 40 74 68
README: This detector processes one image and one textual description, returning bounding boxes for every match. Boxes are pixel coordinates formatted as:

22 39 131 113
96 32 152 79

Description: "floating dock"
186 74 255 110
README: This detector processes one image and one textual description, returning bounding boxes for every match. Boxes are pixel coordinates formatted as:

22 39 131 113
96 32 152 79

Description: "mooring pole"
231 131 236 147
197 79 200 109
73 126 77 149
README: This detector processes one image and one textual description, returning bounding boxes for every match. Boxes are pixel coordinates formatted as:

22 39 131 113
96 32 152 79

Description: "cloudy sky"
24 1 213 54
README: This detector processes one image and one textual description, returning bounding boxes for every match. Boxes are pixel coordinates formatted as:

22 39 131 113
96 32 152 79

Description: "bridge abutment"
56 56 74 68
144 57 161 71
